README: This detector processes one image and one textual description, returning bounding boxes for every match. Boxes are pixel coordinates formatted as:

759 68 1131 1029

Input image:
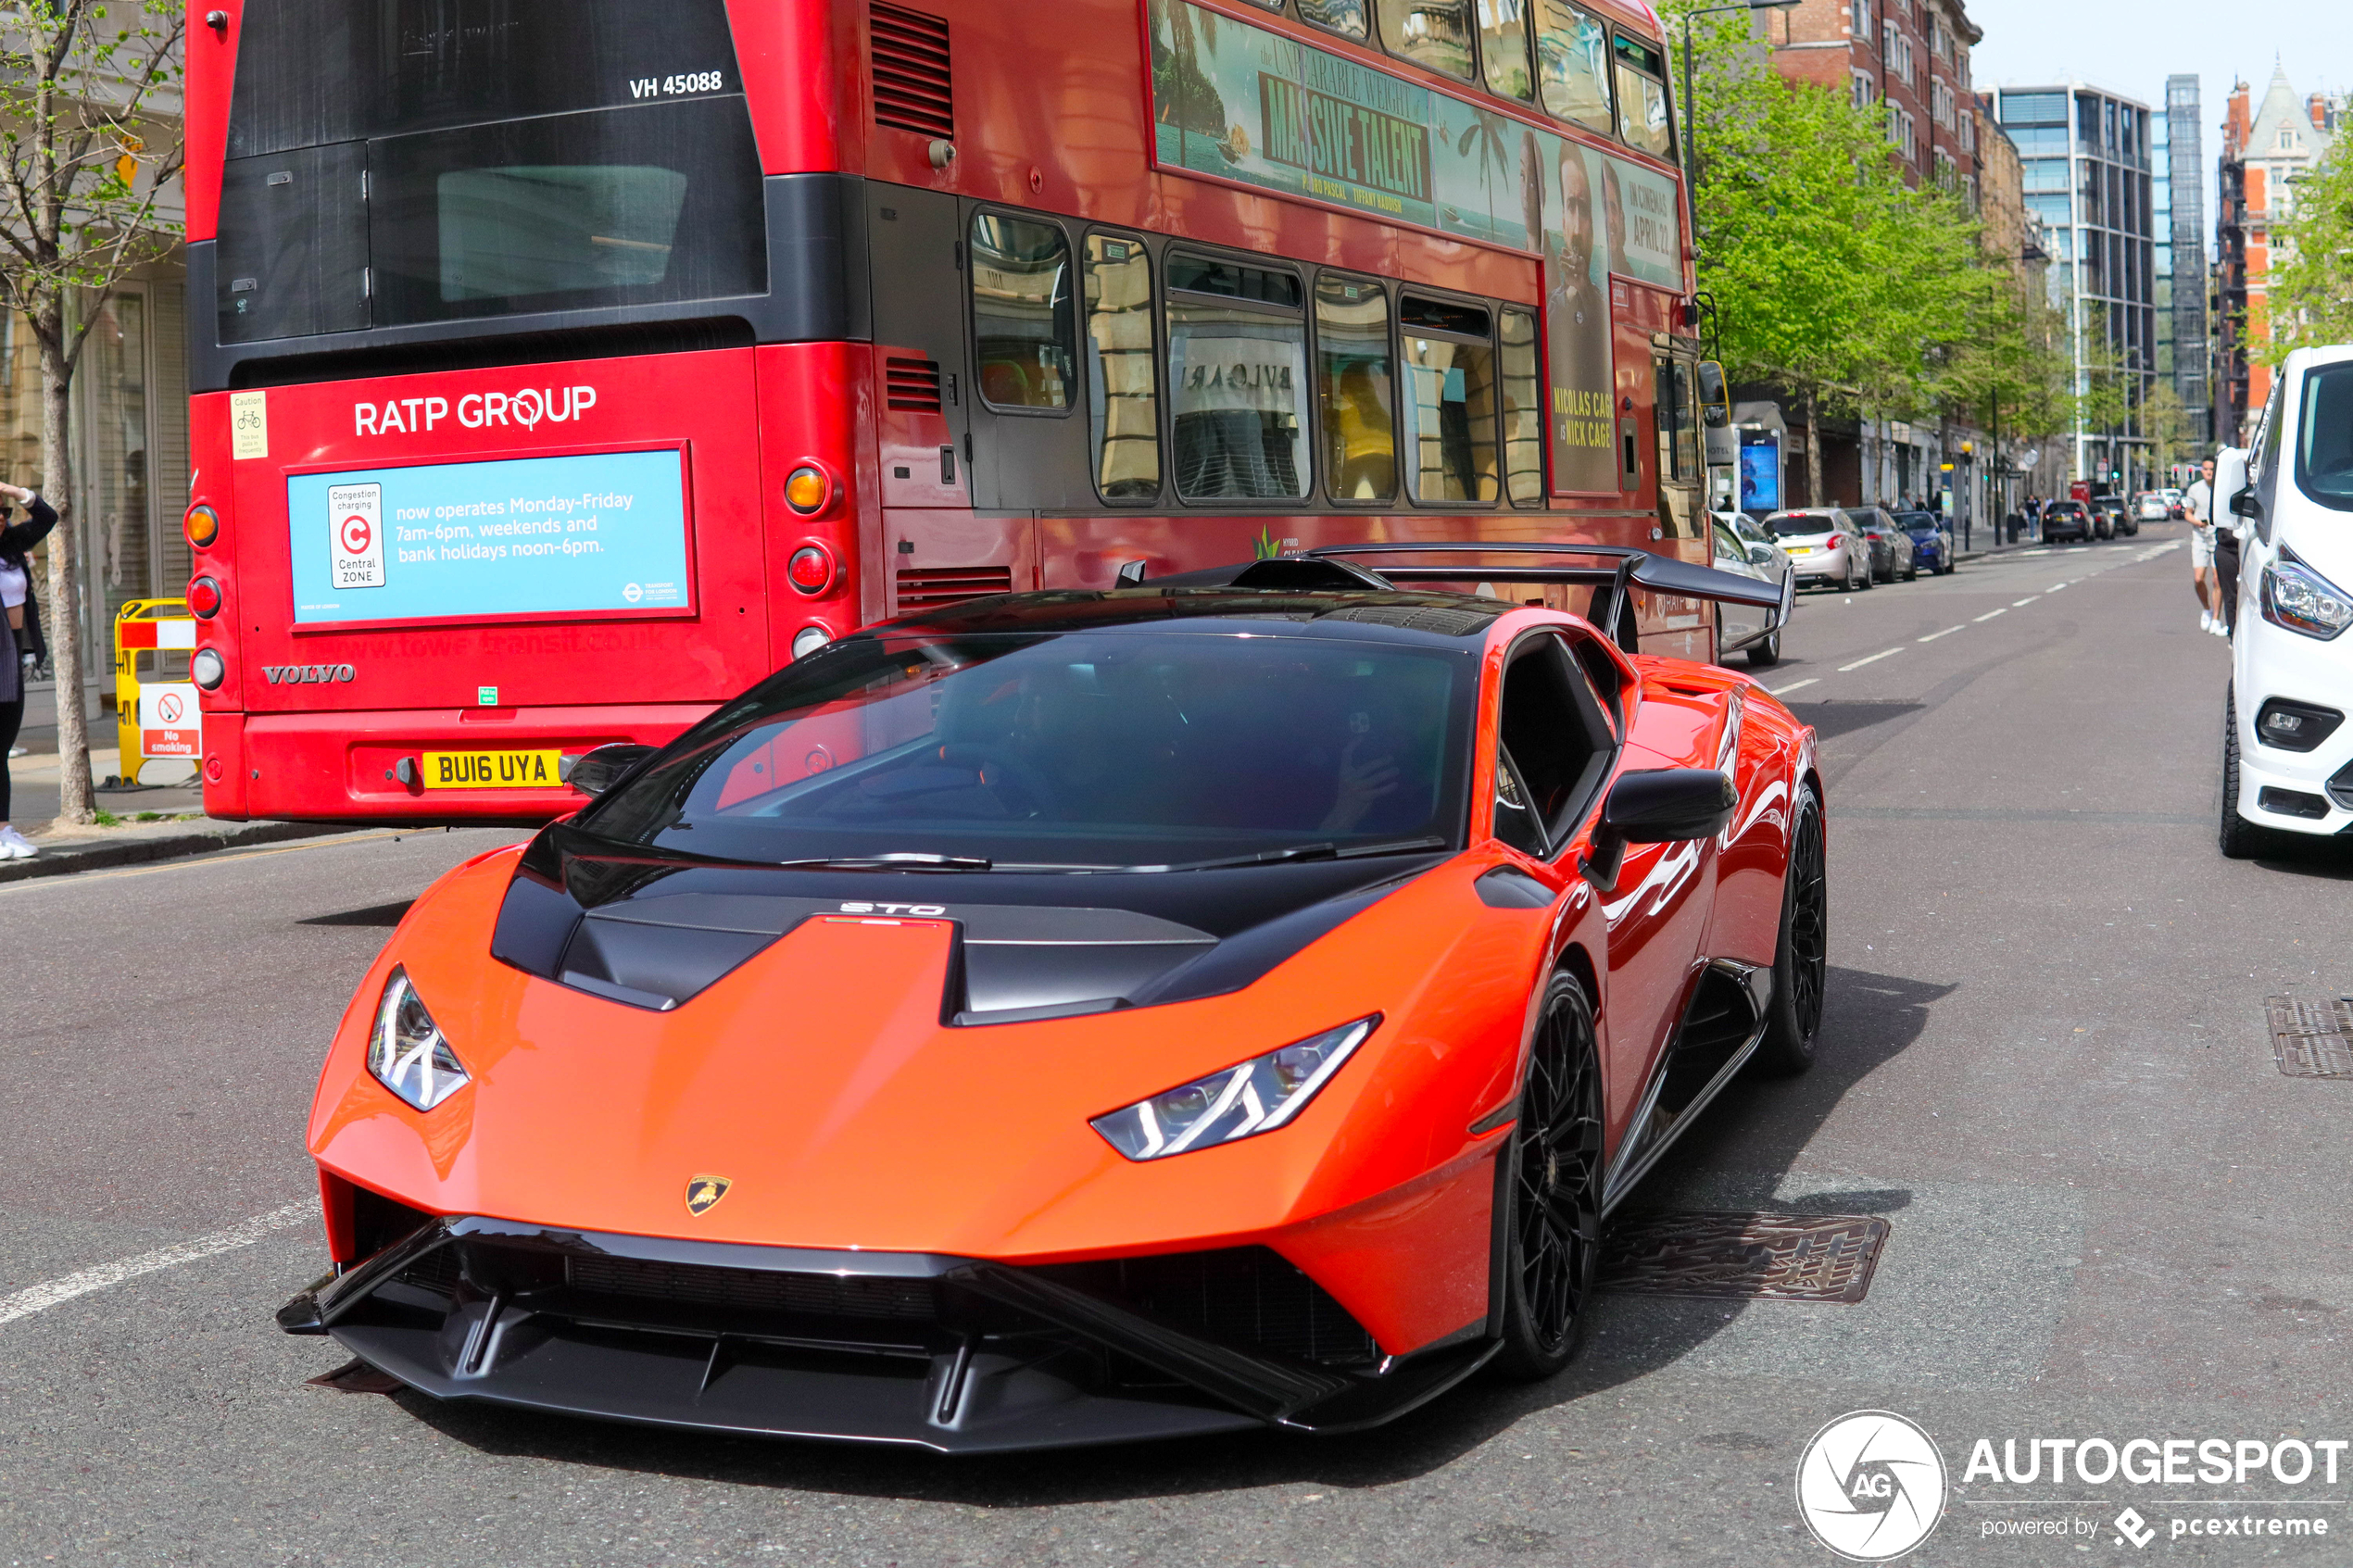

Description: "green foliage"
2257 143 2353 366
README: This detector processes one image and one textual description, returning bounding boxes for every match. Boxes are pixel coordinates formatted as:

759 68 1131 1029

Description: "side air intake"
872 3 954 139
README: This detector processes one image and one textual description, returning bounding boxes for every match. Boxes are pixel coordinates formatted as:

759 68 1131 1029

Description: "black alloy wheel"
1754 780 1827 1075
1492 973 1604 1380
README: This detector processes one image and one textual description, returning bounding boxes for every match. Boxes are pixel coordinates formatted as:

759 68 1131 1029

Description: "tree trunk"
1803 387 1825 508
38 323 94 826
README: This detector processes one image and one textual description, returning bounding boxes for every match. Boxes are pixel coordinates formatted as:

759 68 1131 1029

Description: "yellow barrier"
113 598 198 786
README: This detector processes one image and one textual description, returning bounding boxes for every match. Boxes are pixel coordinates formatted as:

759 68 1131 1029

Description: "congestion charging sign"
284 449 692 625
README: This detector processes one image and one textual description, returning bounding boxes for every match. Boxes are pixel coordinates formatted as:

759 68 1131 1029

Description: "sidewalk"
3 742 348 884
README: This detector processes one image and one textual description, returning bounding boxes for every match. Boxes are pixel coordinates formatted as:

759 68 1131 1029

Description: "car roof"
878 586 1511 646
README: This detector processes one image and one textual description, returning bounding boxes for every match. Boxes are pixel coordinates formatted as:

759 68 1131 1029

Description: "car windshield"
578 627 1477 868
1895 513 1934 530
1767 512 1837 537
2296 362 2353 512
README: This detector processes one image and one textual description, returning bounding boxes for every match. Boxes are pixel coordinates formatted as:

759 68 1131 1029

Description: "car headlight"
1090 1017 1378 1160
2262 550 2353 640
368 966 471 1111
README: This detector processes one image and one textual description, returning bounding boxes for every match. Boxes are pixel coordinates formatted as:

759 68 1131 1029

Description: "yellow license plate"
1786 546 1815 555
422 749 564 789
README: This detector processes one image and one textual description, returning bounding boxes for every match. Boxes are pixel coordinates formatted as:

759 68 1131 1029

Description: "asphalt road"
7 522 2351 1566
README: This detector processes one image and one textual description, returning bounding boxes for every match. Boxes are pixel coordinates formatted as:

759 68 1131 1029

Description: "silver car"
1710 512 1794 668
1765 508 1872 592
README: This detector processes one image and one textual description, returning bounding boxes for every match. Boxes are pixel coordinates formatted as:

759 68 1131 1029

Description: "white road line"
1768 678 1818 696
1918 626 1964 643
2047 582 2070 592
2012 596 2041 607
1838 648 1904 671
0 1202 312 1328
1974 608 2008 622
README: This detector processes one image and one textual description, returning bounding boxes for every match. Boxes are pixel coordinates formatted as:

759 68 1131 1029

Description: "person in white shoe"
0 480 60 859
2184 457 2218 633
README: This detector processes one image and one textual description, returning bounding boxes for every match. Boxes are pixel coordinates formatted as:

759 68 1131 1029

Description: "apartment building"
2214 68 2343 445
1767 0 1982 197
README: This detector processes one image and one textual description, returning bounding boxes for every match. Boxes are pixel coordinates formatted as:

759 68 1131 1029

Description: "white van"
2221 344 2353 856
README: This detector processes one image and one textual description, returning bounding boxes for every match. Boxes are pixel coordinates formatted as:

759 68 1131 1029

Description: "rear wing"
1127 542 1792 656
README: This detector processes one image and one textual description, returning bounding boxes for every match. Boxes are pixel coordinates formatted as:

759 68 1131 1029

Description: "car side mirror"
1580 769 1739 892
2230 486 2261 519
564 742 658 798
1749 546 1773 566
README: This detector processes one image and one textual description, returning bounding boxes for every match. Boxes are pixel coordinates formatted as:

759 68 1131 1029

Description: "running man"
2184 456 2220 634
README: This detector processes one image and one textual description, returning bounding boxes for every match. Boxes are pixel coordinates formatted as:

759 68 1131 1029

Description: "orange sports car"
278 546 1822 1451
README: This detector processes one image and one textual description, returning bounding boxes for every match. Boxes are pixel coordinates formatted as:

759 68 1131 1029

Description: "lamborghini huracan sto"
279 546 1825 1452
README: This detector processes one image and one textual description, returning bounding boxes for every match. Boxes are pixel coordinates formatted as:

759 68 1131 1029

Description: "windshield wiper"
769 851 996 872
1126 835 1451 873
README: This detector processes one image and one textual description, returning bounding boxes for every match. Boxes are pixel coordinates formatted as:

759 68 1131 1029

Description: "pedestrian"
2184 456 2221 635
0 480 58 859
2210 449 2246 637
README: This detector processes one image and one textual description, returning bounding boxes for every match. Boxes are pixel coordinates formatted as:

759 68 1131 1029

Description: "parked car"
2042 499 2094 543
1850 507 1917 582
2136 491 2172 523
2222 344 2353 857
1890 509 1956 575
1765 508 1872 592
2103 497 2137 537
1710 511 1794 668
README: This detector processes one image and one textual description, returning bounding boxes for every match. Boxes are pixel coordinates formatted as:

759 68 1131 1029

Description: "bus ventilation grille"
897 567 1013 611
886 357 944 412
871 3 954 139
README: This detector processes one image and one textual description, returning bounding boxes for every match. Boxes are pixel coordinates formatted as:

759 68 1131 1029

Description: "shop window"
1478 0 1534 102
971 213 1075 412
1166 255 1310 501
1499 307 1543 504
1378 0 1474 81
1082 234 1161 500
1535 0 1612 130
1315 274 1397 504
1400 295 1498 503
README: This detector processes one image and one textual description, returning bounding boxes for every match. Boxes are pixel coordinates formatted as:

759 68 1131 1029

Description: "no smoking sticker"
327 482 385 589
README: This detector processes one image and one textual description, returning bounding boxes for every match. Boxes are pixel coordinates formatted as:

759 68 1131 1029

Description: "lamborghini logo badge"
685 1175 733 1216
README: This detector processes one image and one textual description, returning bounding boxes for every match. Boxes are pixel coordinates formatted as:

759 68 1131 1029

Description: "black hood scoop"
490 824 1445 1020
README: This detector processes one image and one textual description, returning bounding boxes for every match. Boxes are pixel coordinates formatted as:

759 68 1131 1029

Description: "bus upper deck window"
1315 275 1397 505
1378 0 1474 81
1083 235 1162 501
1298 0 1370 39
1400 295 1499 505
1164 256 1310 503
971 215 1076 412
1499 308 1543 506
1535 0 1613 132
1478 0 1535 102
1613 34 1675 160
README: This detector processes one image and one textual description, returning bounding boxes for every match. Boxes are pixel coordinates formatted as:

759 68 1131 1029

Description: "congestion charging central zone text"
287 450 690 624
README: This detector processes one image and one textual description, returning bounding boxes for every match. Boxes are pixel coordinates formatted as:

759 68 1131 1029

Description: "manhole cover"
1597 1211 1891 1303
2266 997 2353 1079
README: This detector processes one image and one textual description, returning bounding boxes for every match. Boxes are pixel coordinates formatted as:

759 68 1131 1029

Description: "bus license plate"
421 749 564 789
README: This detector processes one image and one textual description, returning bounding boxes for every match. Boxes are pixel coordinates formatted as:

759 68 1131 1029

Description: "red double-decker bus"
183 0 1711 823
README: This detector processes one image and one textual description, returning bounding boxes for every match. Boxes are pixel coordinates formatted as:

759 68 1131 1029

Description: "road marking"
1768 678 1818 696
2012 596 2041 607
2047 582 2070 592
1918 626 1964 642
1973 608 2008 622
0 830 414 897
1838 648 1904 671
0 1203 312 1329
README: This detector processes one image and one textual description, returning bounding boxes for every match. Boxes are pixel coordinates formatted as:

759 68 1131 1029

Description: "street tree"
0 0 184 825
2258 143 2353 363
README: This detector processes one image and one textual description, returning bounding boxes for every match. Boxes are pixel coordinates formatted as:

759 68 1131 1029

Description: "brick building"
1766 0 1982 197
2214 69 2345 445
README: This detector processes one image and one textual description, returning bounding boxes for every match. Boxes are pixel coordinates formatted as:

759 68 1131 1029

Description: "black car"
1890 510 1956 575
2042 501 2093 544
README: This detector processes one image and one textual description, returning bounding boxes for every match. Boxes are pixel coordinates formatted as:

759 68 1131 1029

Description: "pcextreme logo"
1796 1411 1948 1562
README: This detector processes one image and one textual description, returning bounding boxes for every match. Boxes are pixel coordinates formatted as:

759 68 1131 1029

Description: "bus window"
1498 307 1543 505
1298 0 1370 37
1654 357 1699 484
1378 0 1475 81
1165 256 1311 501
971 214 1076 412
1315 274 1398 504
1478 0 1535 102
1613 34 1675 160
1083 235 1162 500
1534 0 1613 132
1400 295 1499 504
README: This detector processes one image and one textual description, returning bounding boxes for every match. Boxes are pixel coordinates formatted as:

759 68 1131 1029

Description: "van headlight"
2262 550 2353 640
368 966 471 1111
1089 1017 1377 1160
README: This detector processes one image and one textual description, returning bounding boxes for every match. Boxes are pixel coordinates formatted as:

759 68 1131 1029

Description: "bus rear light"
791 625 833 661
191 646 226 690
184 504 220 548
186 576 223 618
786 545 837 595
784 465 831 515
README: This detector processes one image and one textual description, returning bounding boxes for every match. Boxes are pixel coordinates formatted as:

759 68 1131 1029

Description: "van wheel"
2220 686 2285 860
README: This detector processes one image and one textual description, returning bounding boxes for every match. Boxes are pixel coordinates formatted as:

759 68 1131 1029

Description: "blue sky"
1969 0 2352 111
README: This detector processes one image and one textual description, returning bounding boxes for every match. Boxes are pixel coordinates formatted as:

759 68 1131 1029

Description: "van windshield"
2296 364 2353 512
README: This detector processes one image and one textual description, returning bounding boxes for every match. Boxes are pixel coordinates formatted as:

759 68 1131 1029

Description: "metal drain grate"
1597 1211 1891 1303
2267 997 2353 1079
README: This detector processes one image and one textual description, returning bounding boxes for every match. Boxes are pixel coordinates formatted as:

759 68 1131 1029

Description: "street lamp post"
1681 0 1802 191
